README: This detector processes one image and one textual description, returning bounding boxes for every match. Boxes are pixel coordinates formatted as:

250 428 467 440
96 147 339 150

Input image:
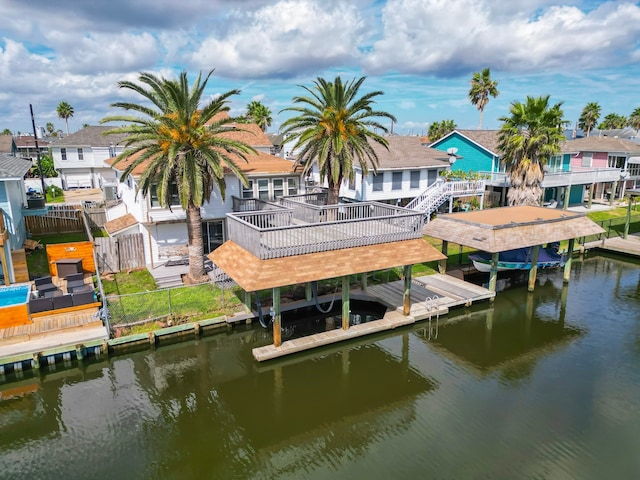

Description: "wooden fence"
95 234 146 273
84 206 107 229
25 206 83 235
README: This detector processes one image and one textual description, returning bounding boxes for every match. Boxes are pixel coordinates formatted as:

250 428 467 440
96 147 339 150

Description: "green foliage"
101 269 157 295
627 107 640 131
26 233 88 278
1 128 12 135
578 102 601 137
245 100 273 132
428 119 456 142
468 67 499 129
598 113 627 130
45 184 64 203
439 169 488 181
280 76 396 205
31 154 58 177
56 101 74 134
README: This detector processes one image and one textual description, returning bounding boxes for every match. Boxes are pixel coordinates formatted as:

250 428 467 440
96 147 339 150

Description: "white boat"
469 246 565 273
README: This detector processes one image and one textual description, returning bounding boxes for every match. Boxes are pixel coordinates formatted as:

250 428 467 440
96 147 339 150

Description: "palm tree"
100 70 257 283
468 67 499 129
56 101 74 135
428 119 457 142
246 101 273 132
1 128 11 135
628 107 640 134
578 102 601 137
498 95 567 206
598 113 627 130
46 122 56 136
280 76 396 205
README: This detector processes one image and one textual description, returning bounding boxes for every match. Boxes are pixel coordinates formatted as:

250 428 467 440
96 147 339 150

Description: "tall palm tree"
280 76 396 205
56 101 74 135
100 70 256 283
468 67 499 129
598 113 627 130
428 119 457 142
498 95 567 206
578 102 601 137
46 122 56 136
629 107 640 135
246 101 273 132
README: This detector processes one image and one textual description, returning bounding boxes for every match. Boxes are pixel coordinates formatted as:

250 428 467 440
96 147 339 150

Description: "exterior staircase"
406 178 486 221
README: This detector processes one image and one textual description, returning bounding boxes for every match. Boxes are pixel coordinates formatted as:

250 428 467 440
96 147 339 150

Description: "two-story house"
0 153 34 284
13 135 55 163
431 130 624 208
104 119 302 266
51 127 128 189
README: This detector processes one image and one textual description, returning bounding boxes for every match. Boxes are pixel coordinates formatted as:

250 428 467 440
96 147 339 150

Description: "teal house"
431 130 620 208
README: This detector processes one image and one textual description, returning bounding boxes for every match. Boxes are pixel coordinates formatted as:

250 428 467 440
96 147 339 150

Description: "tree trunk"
186 203 207 283
327 180 340 205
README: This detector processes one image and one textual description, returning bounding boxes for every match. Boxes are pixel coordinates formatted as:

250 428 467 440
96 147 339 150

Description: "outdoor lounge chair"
66 273 86 292
72 290 96 306
34 276 57 295
52 294 74 309
29 297 53 314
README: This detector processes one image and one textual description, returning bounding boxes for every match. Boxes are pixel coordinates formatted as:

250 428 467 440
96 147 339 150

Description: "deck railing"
227 200 424 259
480 168 622 187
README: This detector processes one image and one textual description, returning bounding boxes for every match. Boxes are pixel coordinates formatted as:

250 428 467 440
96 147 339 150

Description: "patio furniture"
28 297 53 314
72 290 96 306
34 276 57 295
66 273 86 292
69 283 93 294
52 294 73 309
55 258 84 278
43 288 63 298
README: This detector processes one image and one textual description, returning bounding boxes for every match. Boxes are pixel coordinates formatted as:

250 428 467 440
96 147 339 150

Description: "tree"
245 101 273 132
46 122 56 136
56 101 74 135
1 128 11 135
100 70 257 283
30 154 58 177
498 95 567 206
280 76 396 205
578 102 601 137
598 113 627 130
468 67 499 129
428 119 457 142
628 107 640 134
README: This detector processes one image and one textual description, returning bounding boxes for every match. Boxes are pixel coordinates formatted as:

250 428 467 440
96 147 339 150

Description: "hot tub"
0 284 31 328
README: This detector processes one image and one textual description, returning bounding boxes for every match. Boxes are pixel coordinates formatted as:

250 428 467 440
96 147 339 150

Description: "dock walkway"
584 232 640 258
253 274 494 361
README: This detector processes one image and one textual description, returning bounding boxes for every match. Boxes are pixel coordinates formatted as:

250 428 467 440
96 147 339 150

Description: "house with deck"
431 130 624 208
51 127 128 190
104 120 302 266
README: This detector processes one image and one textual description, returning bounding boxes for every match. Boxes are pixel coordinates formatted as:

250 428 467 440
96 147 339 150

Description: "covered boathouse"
423 205 605 293
209 193 447 361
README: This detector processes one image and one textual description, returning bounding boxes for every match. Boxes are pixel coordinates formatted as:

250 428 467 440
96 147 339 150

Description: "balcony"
226 196 424 260
480 167 622 188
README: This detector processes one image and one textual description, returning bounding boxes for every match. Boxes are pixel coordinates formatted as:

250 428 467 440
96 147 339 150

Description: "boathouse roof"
209 238 445 292
423 206 605 252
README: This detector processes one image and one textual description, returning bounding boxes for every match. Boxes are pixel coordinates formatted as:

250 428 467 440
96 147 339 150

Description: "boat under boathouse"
209 194 451 360
423 205 606 294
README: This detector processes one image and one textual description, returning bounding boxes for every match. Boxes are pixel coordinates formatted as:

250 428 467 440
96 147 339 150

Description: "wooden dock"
584 233 640 258
253 274 495 361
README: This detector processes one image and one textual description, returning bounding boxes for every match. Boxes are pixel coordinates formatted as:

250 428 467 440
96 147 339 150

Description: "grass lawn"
45 193 64 203
26 232 89 279
101 270 157 295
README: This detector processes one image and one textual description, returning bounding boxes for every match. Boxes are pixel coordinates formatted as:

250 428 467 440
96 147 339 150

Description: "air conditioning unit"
103 185 118 201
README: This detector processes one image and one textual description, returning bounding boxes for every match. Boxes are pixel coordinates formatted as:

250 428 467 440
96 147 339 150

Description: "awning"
627 156 640 164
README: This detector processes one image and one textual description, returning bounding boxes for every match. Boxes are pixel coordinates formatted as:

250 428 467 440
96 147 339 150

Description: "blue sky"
1 0 639 136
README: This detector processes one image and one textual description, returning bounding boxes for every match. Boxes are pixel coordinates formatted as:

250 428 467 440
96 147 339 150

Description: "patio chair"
69 283 93 294
52 294 73 309
34 276 57 295
66 273 85 292
29 297 53 314
72 290 96 306
43 288 63 298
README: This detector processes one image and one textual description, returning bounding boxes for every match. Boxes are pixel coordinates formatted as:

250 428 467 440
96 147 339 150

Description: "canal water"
1 255 639 479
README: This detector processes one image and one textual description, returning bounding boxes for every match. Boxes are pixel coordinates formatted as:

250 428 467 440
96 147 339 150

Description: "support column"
489 252 499 298
609 181 618 206
0 246 9 285
587 183 594 209
527 245 540 292
305 282 312 301
438 240 448 274
342 276 350 330
361 272 368 292
624 197 633 239
563 186 570 210
563 239 575 284
272 287 282 347
403 265 412 316
243 291 252 312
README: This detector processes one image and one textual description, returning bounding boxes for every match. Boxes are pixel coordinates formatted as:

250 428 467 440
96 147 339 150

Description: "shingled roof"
366 136 452 169
51 126 128 147
0 153 33 179
561 136 640 154
450 130 502 156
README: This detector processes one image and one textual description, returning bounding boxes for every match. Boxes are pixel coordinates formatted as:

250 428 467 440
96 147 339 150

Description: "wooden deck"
584 232 640 257
253 274 495 361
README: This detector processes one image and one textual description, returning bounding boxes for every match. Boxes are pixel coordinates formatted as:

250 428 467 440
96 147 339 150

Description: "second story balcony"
481 167 622 188
227 194 425 260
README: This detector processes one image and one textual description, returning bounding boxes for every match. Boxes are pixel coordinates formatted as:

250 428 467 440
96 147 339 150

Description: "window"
392 172 402 190
202 220 225 253
547 155 562 172
608 155 625 169
61 148 67 161
581 152 592 168
372 173 383 192
410 170 420 189
77 148 84 161
242 180 254 199
287 177 299 195
150 183 180 208
348 175 356 190
257 179 269 200
273 178 284 198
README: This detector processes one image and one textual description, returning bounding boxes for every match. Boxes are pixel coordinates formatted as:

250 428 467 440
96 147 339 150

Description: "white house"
51 126 128 190
104 120 303 266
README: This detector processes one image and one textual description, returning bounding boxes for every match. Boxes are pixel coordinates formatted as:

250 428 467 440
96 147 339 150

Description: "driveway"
63 188 104 203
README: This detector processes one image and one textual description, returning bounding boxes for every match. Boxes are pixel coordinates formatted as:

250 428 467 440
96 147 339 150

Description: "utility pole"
29 103 47 194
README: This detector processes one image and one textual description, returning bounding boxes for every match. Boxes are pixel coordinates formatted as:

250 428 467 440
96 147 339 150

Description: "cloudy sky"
1 0 639 136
